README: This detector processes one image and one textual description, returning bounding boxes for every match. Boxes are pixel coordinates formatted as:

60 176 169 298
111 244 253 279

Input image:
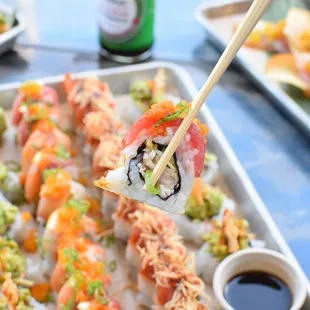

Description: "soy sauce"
224 271 292 310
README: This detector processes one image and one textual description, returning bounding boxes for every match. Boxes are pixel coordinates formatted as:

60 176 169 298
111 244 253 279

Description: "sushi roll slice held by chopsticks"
95 101 208 213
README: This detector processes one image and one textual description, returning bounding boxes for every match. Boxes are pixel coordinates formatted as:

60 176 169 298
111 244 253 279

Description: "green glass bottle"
98 0 155 63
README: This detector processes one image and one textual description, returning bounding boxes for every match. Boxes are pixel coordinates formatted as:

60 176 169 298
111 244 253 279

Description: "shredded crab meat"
129 210 177 241
69 77 114 111
93 135 123 173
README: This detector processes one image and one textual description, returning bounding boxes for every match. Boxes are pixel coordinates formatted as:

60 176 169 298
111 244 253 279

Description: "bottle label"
98 0 145 43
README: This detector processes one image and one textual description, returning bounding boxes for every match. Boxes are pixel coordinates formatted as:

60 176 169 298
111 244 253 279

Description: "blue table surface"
1 0 310 279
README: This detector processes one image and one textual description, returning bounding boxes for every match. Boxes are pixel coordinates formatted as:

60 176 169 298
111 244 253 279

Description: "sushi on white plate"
167 178 235 245
95 101 208 214
201 152 219 184
195 209 266 284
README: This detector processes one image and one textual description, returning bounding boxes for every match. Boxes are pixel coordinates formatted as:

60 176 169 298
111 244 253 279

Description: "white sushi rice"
29 297 48 310
8 213 37 243
26 253 54 283
104 132 196 214
101 191 119 224
167 213 213 246
195 242 219 284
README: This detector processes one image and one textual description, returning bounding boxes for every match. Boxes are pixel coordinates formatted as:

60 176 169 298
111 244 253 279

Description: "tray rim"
194 0 310 139
0 3 25 50
1 60 309 293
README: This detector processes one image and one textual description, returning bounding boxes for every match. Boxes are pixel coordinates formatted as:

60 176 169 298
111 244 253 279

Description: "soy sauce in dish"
224 271 292 310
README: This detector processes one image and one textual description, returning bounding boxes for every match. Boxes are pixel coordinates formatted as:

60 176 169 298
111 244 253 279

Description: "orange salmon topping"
30 283 50 302
23 229 38 252
21 212 33 222
40 169 72 198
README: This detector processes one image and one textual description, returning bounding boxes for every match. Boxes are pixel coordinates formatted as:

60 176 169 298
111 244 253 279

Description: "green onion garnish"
145 170 161 195
154 101 190 127
56 144 70 159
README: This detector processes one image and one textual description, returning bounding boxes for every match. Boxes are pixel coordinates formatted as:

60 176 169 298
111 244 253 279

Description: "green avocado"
0 201 18 234
185 186 225 221
0 238 27 279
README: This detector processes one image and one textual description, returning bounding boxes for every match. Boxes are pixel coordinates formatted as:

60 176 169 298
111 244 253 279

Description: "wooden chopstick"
151 0 271 186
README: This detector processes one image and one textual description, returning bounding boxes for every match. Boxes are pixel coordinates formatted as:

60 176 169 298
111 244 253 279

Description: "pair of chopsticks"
151 0 272 186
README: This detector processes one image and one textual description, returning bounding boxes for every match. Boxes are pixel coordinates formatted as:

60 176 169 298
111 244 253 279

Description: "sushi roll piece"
201 152 219 184
138 238 207 310
92 133 123 180
36 169 73 222
130 68 167 112
50 237 105 292
22 124 71 176
0 161 24 204
0 107 7 140
11 81 58 126
168 178 235 245
95 101 208 213
112 196 147 241
101 191 119 224
24 146 75 203
64 73 115 129
126 210 178 269
42 200 100 258
195 209 265 284
83 111 124 154
16 103 61 146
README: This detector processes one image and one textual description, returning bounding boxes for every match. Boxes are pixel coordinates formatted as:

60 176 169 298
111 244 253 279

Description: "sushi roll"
167 178 235 245
195 209 265 284
201 152 219 184
24 146 75 203
50 237 105 292
92 133 123 180
22 124 71 176
126 210 178 269
138 238 207 310
42 200 100 258
11 81 58 126
130 68 167 112
0 161 24 204
37 169 76 221
112 196 149 242
95 101 208 213
83 111 124 154
16 103 61 146
64 74 115 129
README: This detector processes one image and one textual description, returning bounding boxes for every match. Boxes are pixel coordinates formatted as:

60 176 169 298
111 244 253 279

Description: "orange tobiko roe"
23 229 38 253
30 283 50 302
40 170 72 198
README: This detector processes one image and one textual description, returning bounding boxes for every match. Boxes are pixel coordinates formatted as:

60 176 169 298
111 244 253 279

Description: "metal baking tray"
0 3 25 56
195 0 310 138
0 61 309 308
